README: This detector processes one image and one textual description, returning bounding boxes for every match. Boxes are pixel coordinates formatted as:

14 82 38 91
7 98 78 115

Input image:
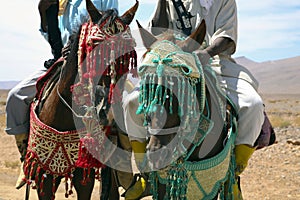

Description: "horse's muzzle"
146 146 173 171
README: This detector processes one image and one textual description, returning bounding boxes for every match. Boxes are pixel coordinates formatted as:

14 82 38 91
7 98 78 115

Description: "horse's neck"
38 34 84 131
57 35 80 97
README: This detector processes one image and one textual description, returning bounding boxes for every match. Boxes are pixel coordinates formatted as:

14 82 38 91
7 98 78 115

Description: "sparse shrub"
4 160 19 169
0 114 5 127
269 115 291 128
293 116 300 127
268 100 278 104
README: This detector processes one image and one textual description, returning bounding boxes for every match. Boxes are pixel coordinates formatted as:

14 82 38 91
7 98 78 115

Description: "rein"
56 64 93 119
148 126 179 136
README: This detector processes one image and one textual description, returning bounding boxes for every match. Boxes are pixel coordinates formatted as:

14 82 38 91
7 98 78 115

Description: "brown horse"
134 20 238 199
22 1 139 199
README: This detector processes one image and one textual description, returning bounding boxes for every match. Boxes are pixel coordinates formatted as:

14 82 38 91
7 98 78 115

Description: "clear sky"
0 0 299 81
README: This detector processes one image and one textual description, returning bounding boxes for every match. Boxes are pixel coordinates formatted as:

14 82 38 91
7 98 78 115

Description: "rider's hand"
62 35 75 59
194 49 211 67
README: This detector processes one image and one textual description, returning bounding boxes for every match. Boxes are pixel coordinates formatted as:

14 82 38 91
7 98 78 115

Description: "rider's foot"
124 175 147 200
44 58 57 69
234 144 255 176
15 162 26 189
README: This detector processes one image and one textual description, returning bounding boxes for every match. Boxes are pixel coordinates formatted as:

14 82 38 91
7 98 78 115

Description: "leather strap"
171 0 193 36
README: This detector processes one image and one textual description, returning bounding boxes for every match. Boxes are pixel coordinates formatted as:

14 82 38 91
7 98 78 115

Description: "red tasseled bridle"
70 18 137 172
71 18 137 106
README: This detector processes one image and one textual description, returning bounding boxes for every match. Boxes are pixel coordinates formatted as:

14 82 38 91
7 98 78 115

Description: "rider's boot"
125 140 147 200
233 144 256 199
14 133 29 189
235 144 256 176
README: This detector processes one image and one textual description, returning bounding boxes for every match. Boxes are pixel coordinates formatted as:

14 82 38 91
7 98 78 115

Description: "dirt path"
0 93 299 199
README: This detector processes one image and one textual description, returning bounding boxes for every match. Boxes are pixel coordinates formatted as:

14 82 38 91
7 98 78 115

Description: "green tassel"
136 103 145 115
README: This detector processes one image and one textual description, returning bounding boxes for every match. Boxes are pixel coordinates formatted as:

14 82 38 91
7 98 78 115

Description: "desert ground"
0 90 299 200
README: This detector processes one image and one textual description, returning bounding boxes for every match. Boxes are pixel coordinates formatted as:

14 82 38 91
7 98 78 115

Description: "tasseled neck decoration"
70 18 137 172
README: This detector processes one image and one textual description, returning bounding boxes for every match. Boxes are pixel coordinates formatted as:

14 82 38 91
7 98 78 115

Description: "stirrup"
44 58 57 69
122 174 147 200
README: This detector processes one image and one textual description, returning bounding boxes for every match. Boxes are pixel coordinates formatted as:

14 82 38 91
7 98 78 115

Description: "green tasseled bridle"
137 39 237 200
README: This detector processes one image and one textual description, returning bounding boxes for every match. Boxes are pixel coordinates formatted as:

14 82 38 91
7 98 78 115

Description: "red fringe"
75 135 103 169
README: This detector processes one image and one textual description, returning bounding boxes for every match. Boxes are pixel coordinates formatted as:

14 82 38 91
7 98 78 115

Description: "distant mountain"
0 81 19 90
235 56 300 94
234 56 259 66
0 56 299 94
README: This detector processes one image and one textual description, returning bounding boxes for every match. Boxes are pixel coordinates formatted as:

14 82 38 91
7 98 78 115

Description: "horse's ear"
137 20 157 49
179 20 206 52
120 0 139 25
86 0 102 23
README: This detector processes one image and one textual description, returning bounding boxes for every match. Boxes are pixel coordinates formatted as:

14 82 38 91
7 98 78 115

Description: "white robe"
125 0 264 146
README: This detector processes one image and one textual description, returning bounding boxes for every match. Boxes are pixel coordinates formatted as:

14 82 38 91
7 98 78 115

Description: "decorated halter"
137 40 206 132
69 15 137 167
72 17 137 106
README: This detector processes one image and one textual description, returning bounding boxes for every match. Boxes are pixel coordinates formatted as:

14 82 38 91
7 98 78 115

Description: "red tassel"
95 168 101 181
69 174 74 195
65 176 69 198
29 160 36 181
75 135 102 169
34 166 42 189
40 173 46 196
108 83 115 104
52 177 56 200
81 168 87 185
86 167 91 183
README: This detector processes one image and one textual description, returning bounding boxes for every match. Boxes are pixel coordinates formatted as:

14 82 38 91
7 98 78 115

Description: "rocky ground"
0 91 299 199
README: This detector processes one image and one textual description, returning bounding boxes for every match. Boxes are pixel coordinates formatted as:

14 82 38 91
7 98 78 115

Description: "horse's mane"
99 9 119 27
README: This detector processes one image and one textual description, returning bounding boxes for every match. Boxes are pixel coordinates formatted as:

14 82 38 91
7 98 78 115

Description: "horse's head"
69 0 139 125
136 21 211 169
60 0 139 163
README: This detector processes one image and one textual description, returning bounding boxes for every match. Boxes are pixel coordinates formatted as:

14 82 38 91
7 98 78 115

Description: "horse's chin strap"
147 126 180 136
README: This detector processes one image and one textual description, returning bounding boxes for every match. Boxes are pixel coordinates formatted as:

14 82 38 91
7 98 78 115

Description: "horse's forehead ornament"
138 40 201 79
86 18 135 47
136 40 206 129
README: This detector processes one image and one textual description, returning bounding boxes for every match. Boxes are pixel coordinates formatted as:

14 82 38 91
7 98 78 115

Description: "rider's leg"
47 1 63 60
44 0 63 68
232 144 256 199
125 139 147 200
220 77 264 199
5 69 46 189
122 90 148 199
14 133 28 189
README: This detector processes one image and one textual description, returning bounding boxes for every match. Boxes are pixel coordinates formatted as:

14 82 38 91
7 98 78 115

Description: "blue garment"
6 0 119 135
41 0 119 45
